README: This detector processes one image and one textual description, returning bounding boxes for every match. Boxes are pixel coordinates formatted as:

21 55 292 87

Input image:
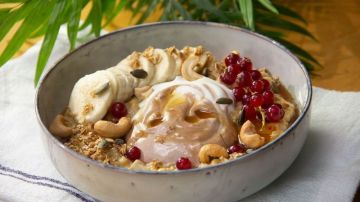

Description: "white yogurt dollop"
127 76 238 166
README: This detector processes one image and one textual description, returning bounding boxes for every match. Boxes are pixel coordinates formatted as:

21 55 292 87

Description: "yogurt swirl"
127 77 238 166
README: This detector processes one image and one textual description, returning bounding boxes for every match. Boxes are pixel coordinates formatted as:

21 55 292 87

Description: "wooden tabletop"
1 0 360 91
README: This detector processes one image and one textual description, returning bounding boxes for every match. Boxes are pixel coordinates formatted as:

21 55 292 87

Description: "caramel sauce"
149 117 163 127
184 116 199 123
185 109 216 123
258 124 275 143
148 113 164 127
194 109 215 119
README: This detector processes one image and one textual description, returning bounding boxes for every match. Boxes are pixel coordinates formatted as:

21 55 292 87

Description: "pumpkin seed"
97 139 108 149
237 108 245 126
114 138 125 145
130 69 148 79
202 67 209 76
216 97 233 104
271 84 279 94
94 82 109 95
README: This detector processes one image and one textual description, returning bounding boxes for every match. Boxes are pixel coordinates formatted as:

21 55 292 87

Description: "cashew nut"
49 114 74 138
198 144 229 164
181 55 205 81
239 120 265 149
94 117 132 138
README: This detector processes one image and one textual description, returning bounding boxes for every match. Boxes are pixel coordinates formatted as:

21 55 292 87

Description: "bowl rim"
35 21 312 175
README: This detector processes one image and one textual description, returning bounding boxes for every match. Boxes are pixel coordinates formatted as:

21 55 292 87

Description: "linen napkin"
0 27 359 202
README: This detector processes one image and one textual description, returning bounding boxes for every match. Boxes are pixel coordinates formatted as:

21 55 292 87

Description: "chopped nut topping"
165 46 176 55
142 46 162 64
128 52 140 68
82 104 94 115
154 135 166 144
194 46 204 56
143 46 155 57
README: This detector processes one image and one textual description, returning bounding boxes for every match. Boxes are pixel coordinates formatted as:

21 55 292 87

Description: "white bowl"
36 21 312 202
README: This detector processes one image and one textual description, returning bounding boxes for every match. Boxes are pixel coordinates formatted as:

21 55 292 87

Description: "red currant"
250 93 264 107
238 71 252 87
228 144 246 154
241 92 252 105
250 70 262 80
126 146 141 161
243 105 257 120
250 80 265 93
110 102 127 119
233 87 246 102
225 53 240 66
220 71 237 85
229 64 241 76
262 90 274 108
266 104 284 122
176 157 192 170
239 57 252 71
261 79 270 90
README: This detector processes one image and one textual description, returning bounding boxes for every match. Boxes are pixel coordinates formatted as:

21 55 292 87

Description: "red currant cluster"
220 52 284 122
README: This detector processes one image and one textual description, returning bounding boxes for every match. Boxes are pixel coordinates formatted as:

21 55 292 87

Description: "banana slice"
69 70 114 123
103 69 118 96
151 49 176 84
108 66 136 101
118 53 155 87
172 49 182 77
117 71 136 101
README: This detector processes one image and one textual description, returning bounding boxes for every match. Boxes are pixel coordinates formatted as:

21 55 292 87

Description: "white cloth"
0 28 359 202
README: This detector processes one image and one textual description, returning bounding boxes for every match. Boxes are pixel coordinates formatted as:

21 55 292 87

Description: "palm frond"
35 0 67 85
0 0 319 86
67 0 82 50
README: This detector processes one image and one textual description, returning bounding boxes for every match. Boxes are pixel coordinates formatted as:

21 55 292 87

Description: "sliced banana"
151 49 176 84
67 46 216 123
118 54 155 87
118 71 136 101
69 70 114 123
107 67 135 101
172 50 182 77
103 70 118 96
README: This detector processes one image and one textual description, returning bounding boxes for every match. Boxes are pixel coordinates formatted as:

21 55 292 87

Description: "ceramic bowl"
36 21 312 202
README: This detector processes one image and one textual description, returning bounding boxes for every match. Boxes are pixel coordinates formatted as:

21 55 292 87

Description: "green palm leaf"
256 11 316 40
67 0 82 50
257 0 278 14
238 0 254 30
193 0 229 22
34 0 67 85
0 1 39 42
137 0 159 24
0 1 52 67
172 0 192 20
91 0 102 37
0 0 320 85
103 0 127 27
273 3 307 24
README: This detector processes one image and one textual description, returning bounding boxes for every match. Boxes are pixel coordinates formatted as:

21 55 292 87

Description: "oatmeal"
49 46 298 171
